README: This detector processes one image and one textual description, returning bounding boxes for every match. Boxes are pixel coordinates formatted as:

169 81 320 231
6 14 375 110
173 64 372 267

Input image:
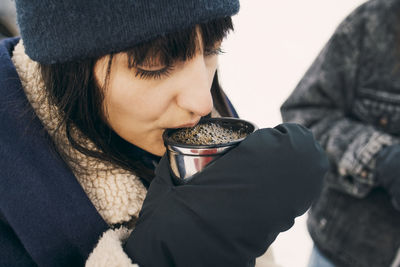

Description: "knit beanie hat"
14 0 240 64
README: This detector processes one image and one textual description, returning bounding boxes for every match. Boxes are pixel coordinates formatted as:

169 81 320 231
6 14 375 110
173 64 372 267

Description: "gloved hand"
375 144 400 211
124 123 329 267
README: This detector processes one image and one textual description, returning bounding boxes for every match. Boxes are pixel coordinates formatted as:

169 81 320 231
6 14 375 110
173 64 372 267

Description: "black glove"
124 123 329 267
375 144 400 211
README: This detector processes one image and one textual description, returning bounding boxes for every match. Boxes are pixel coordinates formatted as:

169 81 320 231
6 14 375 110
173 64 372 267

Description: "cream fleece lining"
86 227 138 267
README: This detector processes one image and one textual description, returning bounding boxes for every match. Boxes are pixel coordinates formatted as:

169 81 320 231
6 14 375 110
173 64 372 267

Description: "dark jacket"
0 37 109 267
281 0 400 266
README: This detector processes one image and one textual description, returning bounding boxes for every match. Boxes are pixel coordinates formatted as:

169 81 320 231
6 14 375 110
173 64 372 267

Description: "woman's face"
94 38 220 156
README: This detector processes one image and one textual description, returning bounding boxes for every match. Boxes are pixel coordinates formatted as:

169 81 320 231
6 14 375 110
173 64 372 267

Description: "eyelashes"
204 47 225 56
133 47 225 80
134 65 174 80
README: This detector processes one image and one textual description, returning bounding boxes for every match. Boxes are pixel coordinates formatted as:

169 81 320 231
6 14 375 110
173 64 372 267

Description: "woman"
281 0 400 266
0 0 328 266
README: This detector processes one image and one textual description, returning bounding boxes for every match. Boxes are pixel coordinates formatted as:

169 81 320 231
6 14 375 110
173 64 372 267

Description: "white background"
218 1 366 266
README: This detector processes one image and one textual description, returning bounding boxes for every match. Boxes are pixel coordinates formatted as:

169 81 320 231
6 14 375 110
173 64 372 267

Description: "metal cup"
163 117 257 180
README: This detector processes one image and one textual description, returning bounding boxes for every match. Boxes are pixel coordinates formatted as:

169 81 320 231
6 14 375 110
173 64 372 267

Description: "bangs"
124 17 234 67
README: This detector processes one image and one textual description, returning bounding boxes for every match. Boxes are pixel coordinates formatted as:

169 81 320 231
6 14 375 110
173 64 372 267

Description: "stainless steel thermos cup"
163 117 257 180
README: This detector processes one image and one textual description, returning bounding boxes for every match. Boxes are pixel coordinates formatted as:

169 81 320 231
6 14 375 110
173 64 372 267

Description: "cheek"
206 55 218 73
104 75 173 125
106 88 146 118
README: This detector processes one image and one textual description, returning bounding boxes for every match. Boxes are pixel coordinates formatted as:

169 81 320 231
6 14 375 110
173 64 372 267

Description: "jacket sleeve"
280 4 400 198
1 208 139 267
124 124 328 267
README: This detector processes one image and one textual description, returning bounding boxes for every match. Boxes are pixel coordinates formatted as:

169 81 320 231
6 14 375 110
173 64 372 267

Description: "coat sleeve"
280 3 400 198
1 213 139 267
0 213 37 267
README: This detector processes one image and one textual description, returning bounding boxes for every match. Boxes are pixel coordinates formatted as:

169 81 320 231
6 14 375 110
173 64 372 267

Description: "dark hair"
39 17 234 183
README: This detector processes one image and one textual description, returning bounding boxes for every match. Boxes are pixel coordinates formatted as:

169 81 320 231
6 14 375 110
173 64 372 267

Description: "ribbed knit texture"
14 0 239 64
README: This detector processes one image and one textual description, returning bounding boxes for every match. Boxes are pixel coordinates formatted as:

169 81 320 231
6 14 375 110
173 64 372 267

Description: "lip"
173 118 201 129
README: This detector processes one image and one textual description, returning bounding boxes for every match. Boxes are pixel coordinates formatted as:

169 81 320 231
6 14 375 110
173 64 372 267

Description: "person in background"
281 0 400 266
0 0 329 266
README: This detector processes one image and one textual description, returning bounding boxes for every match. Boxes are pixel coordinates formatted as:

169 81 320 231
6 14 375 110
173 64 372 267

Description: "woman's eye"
204 47 225 56
132 47 223 80
134 65 174 80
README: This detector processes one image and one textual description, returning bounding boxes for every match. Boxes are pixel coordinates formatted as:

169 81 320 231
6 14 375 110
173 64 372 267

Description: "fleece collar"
11 40 147 225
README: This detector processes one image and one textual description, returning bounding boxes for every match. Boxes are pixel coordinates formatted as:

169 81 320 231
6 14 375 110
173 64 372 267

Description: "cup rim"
163 117 258 149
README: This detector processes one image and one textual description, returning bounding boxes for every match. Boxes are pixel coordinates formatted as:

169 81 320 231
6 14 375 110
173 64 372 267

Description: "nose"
176 56 214 117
